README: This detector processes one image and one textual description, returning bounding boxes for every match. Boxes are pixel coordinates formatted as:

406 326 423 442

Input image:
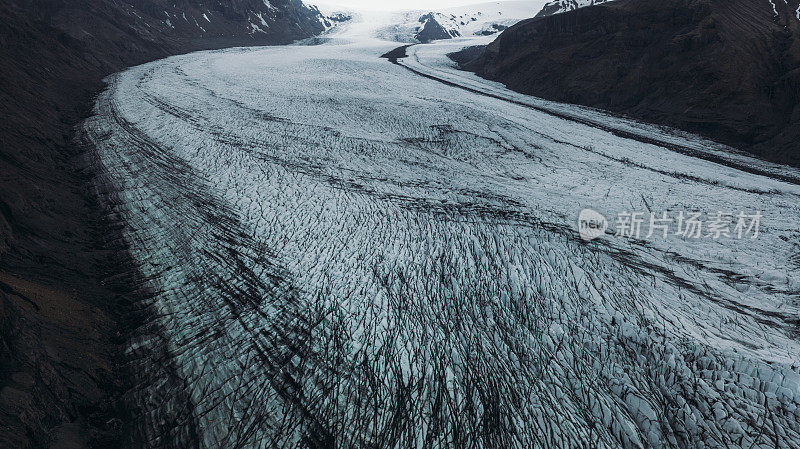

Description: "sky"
313 0 490 11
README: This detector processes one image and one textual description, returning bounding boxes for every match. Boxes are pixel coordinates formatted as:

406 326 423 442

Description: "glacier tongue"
82 17 800 449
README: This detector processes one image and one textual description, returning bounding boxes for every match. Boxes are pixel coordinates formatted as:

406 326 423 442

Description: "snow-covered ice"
83 9 800 449
373 1 548 42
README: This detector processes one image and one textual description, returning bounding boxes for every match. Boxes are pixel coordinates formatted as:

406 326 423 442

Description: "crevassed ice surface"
83 13 800 449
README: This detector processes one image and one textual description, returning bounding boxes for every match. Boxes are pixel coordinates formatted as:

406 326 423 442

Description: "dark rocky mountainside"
416 13 459 43
0 1 322 448
39 0 325 61
455 0 800 166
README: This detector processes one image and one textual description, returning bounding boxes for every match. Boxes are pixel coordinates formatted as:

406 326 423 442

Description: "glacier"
82 13 800 449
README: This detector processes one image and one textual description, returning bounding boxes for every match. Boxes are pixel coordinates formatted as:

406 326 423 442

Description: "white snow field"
83 9 800 449
372 1 549 42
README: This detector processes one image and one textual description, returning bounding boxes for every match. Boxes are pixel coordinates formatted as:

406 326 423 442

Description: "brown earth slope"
0 1 322 447
455 0 800 166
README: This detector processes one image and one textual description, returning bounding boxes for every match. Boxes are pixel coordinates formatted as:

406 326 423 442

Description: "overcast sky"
313 0 490 11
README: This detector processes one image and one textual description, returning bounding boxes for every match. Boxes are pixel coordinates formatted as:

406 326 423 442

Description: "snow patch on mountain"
769 0 779 16
535 0 614 17
311 3 354 31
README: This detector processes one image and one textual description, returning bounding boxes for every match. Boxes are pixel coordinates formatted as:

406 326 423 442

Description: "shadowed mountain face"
455 0 800 166
0 1 322 448
43 0 325 56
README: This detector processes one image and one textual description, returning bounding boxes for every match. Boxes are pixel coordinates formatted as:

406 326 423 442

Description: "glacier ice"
82 14 800 449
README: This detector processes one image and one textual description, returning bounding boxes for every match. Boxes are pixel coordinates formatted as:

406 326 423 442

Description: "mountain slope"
456 0 800 165
30 0 325 62
0 1 323 448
